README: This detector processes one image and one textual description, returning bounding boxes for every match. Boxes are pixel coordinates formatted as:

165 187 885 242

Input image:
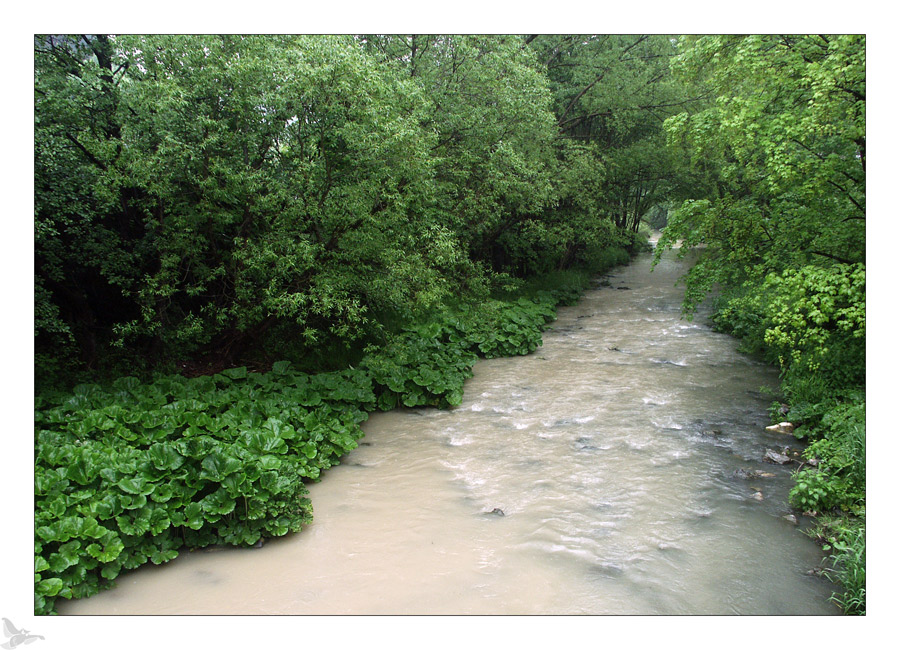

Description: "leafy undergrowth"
34 292 570 614
785 394 866 615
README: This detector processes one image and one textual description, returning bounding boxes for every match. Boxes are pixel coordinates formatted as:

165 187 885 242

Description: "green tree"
657 36 866 615
528 34 697 233
657 35 865 311
36 35 475 374
35 35 145 368
363 35 561 274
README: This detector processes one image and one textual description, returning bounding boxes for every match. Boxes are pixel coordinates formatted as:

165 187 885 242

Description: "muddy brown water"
59 243 839 615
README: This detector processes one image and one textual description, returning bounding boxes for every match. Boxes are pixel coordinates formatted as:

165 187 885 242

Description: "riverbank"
36 244 639 615
55 243 837 615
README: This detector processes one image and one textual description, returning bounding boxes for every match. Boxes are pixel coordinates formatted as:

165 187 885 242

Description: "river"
58 241 838 615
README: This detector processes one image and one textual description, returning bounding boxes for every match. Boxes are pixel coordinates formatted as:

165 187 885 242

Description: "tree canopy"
657 35 865 312
35 33 865 393
36 34 666 379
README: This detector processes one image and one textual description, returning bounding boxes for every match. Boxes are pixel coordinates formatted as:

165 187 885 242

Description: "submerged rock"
733 468 777 480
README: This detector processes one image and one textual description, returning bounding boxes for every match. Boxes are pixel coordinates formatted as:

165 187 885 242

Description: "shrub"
714 263 865 400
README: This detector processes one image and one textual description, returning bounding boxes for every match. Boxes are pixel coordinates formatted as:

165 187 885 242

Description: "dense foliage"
34 34 667 382
656 35 865 613
35 33 864 615
34 255 635 614
35 32 666 615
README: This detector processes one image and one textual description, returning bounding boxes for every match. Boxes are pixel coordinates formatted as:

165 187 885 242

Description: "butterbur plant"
34 364 364 614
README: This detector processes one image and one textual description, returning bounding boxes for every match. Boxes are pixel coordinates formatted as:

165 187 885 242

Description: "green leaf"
35 556 50 573
242 431 288 456
200 488 236 516
150 548 179 565
101 563 122 580
36 577 64 597
271 360 292 374
86 532 125 562
222 366 248 380
149 443 185 471
200 450 243 481
183 502 205 530
117 477 153 495
258 455 282 470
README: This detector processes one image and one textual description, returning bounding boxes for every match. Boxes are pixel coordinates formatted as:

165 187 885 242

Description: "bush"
360 329 478 410
807 515 866 615
712 261 865 616
789 397 865 513
714 263 865 400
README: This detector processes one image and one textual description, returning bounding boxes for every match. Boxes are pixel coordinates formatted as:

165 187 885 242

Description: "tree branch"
557 36 648 126
64 133 107 170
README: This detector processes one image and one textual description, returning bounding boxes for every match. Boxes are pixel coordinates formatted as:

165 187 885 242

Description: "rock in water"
766 422 795 435
485 508 505 517
733 468 778 479
764 449 792 465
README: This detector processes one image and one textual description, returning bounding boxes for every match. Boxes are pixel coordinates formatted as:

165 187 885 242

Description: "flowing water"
59 243 838 615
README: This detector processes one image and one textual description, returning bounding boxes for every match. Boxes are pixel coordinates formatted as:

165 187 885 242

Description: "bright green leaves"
757 264 865 376
240 433 287 458
34 359 374 614
116 477 154 496
714 263 865 391
659 35 866 308
86 533 125 563
200 489 236 517
178 503 205 530
362 331 476 410
200 451 243 482
36 578 64 598
148 443 184 472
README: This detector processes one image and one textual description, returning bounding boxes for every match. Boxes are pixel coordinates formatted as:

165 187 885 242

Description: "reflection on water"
59 246 838 615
